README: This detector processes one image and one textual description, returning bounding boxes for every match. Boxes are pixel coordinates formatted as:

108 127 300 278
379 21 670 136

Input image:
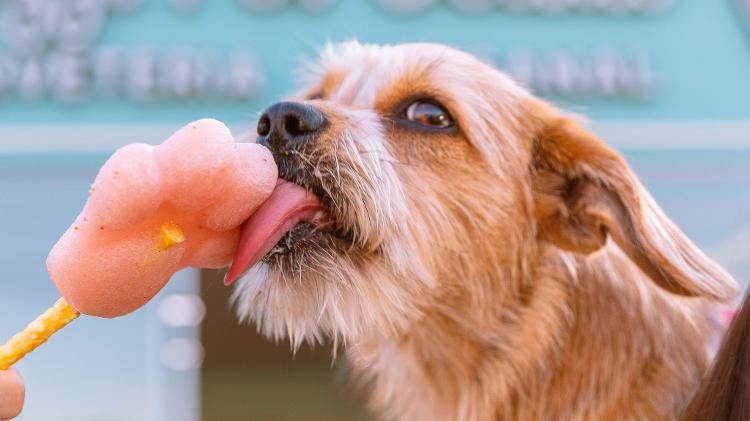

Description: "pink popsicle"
46 119 277 318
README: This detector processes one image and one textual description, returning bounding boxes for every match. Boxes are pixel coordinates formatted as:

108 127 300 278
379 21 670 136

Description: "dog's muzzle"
255 101 332 199
224 102 331 285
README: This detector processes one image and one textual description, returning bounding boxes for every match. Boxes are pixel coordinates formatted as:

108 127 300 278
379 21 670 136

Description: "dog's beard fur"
232 41 738 420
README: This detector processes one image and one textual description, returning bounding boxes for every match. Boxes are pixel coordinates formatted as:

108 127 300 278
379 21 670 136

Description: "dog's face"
233 42 736 347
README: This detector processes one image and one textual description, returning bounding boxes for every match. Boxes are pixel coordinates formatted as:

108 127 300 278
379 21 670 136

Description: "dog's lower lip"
225 180 327 285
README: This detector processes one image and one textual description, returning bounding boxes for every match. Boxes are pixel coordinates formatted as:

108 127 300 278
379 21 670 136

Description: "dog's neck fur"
347 242 717 421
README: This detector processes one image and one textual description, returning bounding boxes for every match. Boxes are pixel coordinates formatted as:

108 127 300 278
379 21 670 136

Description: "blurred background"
1 0 749 420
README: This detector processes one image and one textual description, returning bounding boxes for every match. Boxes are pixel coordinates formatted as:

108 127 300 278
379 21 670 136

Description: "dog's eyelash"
307 91 325 100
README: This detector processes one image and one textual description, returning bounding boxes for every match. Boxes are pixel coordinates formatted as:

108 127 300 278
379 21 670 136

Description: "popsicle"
0 118 277 369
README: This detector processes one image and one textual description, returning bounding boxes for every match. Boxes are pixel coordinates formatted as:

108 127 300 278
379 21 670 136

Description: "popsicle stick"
0 298 80 370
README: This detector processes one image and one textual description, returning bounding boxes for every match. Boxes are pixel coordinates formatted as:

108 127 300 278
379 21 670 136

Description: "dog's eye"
405 100 454 129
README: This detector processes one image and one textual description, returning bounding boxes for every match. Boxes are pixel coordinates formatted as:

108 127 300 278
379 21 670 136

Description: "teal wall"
1 0 750 124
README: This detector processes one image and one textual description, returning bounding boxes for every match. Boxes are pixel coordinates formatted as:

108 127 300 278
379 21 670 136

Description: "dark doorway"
200 269 372 421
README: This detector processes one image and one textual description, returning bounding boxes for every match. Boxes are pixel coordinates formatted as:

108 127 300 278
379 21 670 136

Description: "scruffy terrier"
227 42 738 420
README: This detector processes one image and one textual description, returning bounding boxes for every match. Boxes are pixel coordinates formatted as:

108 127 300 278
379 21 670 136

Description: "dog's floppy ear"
529 100 737 301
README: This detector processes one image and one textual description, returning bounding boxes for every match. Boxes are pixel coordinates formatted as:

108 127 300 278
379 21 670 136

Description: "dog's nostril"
257 114 271 137
284 114 304 137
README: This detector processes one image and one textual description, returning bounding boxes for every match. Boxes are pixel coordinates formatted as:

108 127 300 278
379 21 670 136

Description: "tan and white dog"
226 42 738 420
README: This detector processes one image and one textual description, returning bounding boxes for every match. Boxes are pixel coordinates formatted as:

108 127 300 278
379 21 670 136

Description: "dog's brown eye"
405 101 453 129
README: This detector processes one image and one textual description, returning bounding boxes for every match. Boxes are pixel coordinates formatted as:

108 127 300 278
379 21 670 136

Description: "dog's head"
231 42 737 347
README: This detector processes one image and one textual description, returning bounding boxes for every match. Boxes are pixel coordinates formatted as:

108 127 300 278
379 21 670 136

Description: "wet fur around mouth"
262 223 354 268
263 147 356 260
272 148 331 207
263 223 325 262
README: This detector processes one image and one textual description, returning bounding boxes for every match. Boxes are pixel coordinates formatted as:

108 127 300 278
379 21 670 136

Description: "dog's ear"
529 100 736 301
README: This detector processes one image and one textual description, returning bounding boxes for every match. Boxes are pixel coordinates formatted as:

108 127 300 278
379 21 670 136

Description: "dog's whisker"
357 149 390 155
377 158 412 167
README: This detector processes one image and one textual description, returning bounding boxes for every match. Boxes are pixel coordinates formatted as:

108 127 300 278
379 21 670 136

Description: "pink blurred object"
722 307 738 325
47 119 277 318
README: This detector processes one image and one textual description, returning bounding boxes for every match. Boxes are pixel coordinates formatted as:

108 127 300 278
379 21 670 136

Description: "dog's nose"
257 101 326 148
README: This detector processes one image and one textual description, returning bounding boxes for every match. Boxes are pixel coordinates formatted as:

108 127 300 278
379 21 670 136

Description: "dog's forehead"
311 42 478 107
302 41 533 174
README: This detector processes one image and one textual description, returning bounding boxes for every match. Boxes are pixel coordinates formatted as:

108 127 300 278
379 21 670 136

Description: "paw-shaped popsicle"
47 119 277 318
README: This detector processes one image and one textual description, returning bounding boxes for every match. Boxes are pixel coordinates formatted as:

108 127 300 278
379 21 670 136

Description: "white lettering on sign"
0 48 265 103
0 0 658 103
0 0 266 104
2 0 106 58
500 49 654 99
377 0 674 14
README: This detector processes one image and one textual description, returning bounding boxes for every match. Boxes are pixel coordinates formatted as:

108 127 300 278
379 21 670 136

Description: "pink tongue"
225 180 322 285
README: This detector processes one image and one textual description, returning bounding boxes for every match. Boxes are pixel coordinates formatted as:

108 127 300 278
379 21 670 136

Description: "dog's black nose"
257 101 326 148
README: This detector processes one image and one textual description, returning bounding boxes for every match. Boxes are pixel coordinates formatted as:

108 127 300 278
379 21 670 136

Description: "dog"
228 41 739 420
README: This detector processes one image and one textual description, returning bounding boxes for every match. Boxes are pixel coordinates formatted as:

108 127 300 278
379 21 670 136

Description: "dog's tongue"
225 180 322 285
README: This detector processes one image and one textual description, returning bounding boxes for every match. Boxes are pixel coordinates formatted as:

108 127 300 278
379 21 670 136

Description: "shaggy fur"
232 42 738 420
